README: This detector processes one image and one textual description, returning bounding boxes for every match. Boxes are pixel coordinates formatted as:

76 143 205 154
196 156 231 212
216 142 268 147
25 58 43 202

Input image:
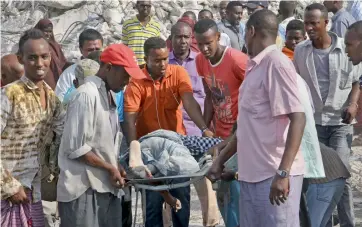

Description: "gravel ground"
131 142 362 227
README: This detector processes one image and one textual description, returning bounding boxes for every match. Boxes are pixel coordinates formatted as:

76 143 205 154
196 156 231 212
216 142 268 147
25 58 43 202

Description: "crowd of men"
1 0 362 227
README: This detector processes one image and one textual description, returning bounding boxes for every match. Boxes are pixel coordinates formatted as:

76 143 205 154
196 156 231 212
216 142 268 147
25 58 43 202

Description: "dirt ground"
131 141 362 227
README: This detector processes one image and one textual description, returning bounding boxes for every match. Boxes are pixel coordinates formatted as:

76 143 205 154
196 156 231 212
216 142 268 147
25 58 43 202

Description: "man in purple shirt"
168 22 219 227
169 22 206 136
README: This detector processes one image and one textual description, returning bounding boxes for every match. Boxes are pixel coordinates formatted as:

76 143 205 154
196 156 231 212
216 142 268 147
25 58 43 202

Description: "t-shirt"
196 47 247 139
313 44 332 104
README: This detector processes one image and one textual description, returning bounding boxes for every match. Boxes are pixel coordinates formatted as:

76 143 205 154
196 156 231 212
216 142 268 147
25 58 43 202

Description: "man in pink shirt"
208 10 306 226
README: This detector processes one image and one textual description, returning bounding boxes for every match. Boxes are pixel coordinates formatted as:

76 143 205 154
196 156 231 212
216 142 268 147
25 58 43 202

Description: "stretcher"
120 152 213 227
122 153 213 191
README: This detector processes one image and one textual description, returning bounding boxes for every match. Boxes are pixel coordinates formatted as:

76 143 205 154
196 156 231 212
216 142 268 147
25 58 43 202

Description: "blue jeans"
145 180 190 227
306 178 346 227
316 125 355 227
217 180 240 227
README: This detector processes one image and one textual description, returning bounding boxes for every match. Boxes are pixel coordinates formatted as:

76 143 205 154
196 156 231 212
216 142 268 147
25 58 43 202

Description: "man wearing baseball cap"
57 44 144 227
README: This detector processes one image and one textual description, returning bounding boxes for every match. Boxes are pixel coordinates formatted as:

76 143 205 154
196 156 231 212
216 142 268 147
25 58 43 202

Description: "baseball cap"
246 1 269 9
100 44 146 79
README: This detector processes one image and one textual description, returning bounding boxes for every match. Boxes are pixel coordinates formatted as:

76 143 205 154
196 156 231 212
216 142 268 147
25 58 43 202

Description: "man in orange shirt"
124 37 213 227
282 20 307 60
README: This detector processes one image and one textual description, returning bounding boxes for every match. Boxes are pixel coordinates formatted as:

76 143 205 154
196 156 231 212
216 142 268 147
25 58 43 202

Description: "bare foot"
128 140 153 178
129 166 153 179
129 141 144 168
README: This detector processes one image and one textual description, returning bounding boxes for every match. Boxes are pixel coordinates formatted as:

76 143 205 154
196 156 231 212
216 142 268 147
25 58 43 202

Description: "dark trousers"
145 179 190 227
122 191 132 227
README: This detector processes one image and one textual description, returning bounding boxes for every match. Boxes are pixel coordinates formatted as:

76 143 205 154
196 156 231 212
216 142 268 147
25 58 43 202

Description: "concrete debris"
40 1 85 10
2 0 324 61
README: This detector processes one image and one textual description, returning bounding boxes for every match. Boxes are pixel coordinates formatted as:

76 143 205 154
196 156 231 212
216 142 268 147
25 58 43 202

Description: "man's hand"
108 166 125 188
269 174 289 206
202 129 214 138
206 160 224 183
208 146 220 158
8 186 28 204
342 104 358 124
221 171 236 182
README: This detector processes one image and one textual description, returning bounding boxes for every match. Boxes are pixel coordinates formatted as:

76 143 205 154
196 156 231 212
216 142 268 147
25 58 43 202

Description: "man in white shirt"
55 29 103 101
57 44 145 227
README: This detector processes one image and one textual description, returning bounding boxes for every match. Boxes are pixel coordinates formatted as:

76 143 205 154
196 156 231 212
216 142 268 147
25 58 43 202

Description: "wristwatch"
234 172 239 180
276 169 289 178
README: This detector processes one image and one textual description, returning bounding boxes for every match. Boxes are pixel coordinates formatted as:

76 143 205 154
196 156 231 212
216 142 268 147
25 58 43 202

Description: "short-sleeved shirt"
124 65 193 138
121 16 161 65
196 47 247 139
237 45 305 183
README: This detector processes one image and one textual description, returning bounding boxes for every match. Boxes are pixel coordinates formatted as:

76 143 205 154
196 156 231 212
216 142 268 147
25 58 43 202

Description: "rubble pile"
0 0 338 60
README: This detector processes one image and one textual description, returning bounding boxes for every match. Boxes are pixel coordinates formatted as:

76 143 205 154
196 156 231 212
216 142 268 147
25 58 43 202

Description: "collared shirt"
330 8 356 38
56 65 125 122
237 45 305 183
218 20 245 50
169 50 205 136
122 16 161 65
282 46 294 60
57 76 123 202
1 76 64 202
124 65 193 138
294 32 361 126
278 16 296 42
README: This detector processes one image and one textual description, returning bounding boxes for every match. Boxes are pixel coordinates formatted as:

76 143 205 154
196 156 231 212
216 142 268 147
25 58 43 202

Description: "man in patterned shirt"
122 0 161 68
1 28 64 227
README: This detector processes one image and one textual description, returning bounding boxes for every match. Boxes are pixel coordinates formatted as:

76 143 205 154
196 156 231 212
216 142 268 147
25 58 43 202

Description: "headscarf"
166 16 200 53
35 19 67 90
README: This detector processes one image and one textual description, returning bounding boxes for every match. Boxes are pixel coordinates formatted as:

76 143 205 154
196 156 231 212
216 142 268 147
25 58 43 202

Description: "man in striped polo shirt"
122 0 161 68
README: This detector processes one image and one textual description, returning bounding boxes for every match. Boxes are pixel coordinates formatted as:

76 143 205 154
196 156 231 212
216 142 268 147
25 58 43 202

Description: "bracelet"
201 127 209 134
234 172 238 180
349 102 359 109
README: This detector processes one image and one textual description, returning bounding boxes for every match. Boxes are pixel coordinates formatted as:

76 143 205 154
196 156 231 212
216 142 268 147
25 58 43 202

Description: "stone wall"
0 0 344 60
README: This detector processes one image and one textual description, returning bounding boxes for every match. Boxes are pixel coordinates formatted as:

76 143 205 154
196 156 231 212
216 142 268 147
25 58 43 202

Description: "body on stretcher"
120 151 213 191
119 129 222 190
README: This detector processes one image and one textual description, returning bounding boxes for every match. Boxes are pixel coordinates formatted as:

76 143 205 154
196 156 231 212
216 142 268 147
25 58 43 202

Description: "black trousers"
122 190 132 227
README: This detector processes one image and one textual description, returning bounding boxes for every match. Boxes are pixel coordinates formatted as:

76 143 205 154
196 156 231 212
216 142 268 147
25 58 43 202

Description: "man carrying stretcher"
124 37 214 227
